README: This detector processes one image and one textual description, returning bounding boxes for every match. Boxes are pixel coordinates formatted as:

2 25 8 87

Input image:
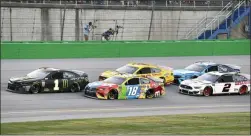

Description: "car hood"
9 76 40 83
87 81 118 89
181 79 212 86
174 69 200 76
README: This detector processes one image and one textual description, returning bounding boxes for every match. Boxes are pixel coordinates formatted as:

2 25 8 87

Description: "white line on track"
2 104 249 115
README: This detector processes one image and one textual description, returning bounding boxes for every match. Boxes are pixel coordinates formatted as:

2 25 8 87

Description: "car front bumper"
7 82 30 93
179 86 203 96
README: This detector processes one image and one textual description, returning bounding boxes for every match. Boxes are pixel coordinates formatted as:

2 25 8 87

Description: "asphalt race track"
1 55 250 123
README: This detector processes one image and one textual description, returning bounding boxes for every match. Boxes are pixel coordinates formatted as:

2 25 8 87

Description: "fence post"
9 7 13 41
75 9 80 41
228 0 235 39
61 4 66 41
148 0 155 40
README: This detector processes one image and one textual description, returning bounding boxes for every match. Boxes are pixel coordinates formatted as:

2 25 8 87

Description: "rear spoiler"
148 76 164 83
240 73 250 80
158 65 173 71
225 64 241 70
71 70 87 76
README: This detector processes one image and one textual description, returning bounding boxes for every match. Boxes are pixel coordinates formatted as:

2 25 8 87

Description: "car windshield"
26 69 50 78
185 64 206 72
197 73 220 82
116 65 138 74
104 77 126 85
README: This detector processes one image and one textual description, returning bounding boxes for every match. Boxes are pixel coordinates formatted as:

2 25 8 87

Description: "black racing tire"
239 85 248 95
145 89 155 99
70 83 80 92
107 89 118 100
29 84 41 94
191 76 198 79
203 86 212 97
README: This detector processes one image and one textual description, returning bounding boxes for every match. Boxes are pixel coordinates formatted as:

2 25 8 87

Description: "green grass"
1 112 250 135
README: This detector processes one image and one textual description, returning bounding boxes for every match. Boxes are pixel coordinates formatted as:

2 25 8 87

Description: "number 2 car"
179 71 250 96
83 74 165 100
7 67 89 93
99 62 174 85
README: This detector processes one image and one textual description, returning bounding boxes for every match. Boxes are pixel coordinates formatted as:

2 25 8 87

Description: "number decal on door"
127 86 139 96
222 83 231 92
54 79 59 90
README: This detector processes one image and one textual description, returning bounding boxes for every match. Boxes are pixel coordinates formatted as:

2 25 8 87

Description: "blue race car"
173 61 241 84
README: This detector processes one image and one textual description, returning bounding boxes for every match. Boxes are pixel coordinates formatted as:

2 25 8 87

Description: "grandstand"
1 0 250 41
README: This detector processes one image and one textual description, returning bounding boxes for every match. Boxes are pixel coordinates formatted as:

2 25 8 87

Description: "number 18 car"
179 71 250 96
83 74 165 100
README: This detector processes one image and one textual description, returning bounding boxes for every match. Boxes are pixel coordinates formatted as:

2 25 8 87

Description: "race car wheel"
145 89 155 99
29 84 41 94
70 83 80 92
239 85 248 95
203 87 212 97
192 76 198 79
107 90 118 100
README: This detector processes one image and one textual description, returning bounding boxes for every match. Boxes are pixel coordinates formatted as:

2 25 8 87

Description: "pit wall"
1 40 249 59
1 7 220 41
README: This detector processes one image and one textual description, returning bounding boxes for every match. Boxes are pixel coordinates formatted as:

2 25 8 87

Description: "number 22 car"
179 71 250 96
173 61 241 84
83 74 165 100
7 67 89 93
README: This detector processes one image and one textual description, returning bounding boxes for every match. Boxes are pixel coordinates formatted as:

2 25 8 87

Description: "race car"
7 67 89 93
179 71 250 96
173 61 241 84
99 62 174 85
83 74 165 100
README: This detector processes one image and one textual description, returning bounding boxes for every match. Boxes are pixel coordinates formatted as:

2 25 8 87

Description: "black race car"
7 67 89 93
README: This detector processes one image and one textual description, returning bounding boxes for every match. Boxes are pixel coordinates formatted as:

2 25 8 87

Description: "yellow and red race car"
84 74 165 100
99 62 174 85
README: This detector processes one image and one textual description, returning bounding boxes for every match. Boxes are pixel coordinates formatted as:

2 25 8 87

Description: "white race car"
179 71 250 96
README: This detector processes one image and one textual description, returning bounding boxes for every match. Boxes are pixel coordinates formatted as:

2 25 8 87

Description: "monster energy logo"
62 79 68 88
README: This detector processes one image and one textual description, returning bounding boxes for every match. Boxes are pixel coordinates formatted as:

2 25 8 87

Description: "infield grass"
1 112 250 135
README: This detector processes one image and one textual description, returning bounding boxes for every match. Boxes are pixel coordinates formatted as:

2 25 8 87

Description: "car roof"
38 67 60 72
193 61 217 66
112 74 141 79
38 67 75 73
127 62 156 68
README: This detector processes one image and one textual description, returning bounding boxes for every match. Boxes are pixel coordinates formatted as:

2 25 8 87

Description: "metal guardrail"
1 0 233 8
196 0 246 39
184 1 233 39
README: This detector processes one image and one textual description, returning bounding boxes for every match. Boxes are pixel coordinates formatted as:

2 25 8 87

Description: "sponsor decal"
235 81 250 85
62 79 68 88
44 88 50 92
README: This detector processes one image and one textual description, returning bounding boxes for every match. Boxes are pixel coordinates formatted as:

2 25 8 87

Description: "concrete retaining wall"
1 7 221 41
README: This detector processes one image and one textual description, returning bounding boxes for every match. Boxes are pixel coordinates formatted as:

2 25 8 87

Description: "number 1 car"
7 67 89 93
179 71 250 96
